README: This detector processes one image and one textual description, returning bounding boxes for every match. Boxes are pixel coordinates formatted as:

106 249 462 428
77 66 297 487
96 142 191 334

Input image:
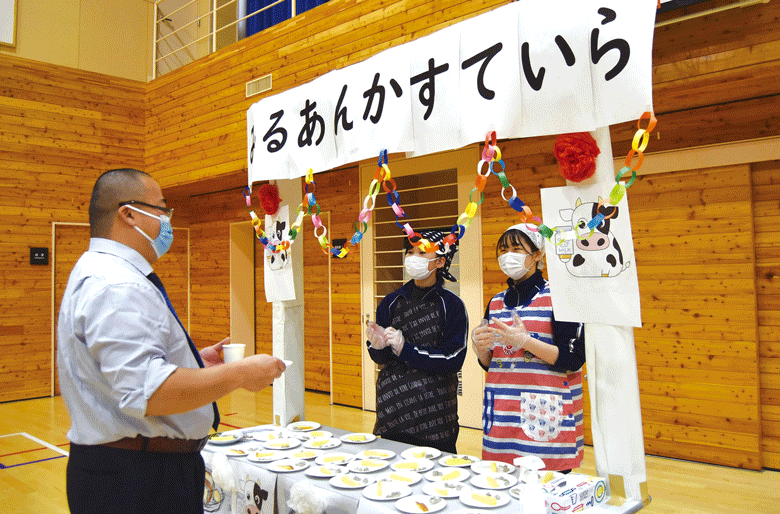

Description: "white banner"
247 0 656 183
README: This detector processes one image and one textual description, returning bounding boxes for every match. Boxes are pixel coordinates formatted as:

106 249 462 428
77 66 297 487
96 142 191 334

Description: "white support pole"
271 178 306 426
576 127 649 508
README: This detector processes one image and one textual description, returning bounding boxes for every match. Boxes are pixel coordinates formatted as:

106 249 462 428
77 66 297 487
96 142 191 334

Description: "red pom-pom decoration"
257 183 282 215
554 132 601 183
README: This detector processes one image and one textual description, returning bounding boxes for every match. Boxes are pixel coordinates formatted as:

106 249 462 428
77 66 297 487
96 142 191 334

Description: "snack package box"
540 473 608 513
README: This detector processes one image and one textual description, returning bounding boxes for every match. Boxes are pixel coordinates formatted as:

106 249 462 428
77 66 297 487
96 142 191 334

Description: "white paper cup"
223 343 246 363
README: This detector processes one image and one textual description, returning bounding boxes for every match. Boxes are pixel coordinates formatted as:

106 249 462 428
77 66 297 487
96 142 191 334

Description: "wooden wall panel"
0 55 145 403
303 209 331 394
752 159 780 469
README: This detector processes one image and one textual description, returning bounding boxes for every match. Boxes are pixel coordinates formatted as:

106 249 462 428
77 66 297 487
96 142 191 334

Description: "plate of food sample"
329 473 376 489
355 448 396 460
459 488 510 509
400 447 442 460
424 467 470 482
247 450 286 463
314 452 355 466
438 455 480 467
294 430 333 441
422 480 468 499
305 464 348 478
207 431 243 445
390 458 435 473
286 421 322 432
339 432 377 444
469 473 518 490
262 438 300 450
394 495 446 513
346 458 390 473
223 448 248 457
267 458 309 473
470 460 516 475
252 429 293 442
362 480 412 501
303 437 342 450
377 470 423 486
289 449 323 460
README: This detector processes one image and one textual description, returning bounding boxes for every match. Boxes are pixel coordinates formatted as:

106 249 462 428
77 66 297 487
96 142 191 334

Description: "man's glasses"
118 200 173 220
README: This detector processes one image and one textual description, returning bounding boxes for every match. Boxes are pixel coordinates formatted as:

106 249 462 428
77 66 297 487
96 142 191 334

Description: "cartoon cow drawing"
238 477 269 514
557 198 630 278
266 219 289 270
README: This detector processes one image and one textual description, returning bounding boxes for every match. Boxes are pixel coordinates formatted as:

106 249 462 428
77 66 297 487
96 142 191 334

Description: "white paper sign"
541 183 642 327
263 205 296 302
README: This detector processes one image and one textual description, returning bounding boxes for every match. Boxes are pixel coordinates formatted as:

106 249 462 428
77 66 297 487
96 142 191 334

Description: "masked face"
125 205 174 258
498 251 532 280
404 254 436 281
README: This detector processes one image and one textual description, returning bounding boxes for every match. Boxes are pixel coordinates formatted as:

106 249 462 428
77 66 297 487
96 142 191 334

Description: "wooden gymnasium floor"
1 389 778 514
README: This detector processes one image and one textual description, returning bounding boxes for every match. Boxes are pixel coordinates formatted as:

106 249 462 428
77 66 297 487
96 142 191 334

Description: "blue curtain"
245 0 330 37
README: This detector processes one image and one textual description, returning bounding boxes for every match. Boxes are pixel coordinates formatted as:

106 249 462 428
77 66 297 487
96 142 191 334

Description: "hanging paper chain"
537 111 658 244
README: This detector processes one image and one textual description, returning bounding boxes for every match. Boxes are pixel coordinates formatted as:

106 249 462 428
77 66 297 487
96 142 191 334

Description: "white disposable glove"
471 319 493 358
366 321 388 350
489 311 533 350
384 327 405 356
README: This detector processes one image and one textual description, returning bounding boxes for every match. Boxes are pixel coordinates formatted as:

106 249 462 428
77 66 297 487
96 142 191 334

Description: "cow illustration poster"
263 204 296 302
541 183 642 327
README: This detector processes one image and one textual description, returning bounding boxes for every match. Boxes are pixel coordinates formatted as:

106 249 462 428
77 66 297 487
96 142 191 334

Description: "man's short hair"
89 168 151 237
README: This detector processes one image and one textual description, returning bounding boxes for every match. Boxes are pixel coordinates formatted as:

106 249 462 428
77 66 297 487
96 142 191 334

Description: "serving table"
202 424 635 514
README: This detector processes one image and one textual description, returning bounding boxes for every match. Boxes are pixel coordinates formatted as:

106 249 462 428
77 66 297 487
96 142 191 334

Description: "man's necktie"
146 272 220 431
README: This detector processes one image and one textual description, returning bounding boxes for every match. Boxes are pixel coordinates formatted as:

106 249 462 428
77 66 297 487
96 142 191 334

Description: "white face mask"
498 252 532 280
405 255 435 281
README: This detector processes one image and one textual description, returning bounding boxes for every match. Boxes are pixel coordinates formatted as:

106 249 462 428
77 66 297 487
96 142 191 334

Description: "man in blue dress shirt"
58 168 286 514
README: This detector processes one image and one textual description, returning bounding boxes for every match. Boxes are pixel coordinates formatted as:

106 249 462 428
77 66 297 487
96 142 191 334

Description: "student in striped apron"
471 223 585 472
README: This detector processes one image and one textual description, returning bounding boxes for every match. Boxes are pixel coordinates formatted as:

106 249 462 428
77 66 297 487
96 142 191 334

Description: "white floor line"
0 432 69 457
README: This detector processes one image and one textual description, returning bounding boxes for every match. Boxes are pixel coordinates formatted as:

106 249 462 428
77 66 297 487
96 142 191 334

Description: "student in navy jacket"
366 230 468 454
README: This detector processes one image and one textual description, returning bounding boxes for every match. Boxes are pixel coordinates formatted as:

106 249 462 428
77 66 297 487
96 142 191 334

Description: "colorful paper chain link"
381 132 511 254
537 111 658 243
244 187 299 253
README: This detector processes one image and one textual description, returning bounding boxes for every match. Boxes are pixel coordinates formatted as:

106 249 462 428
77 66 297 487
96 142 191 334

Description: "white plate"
329 473 376 489
395 494 447 513
390 458 434 473
422 480 468 498
289 449 323 460
262 438 301 450
518 470 565 484
424 467 470 482
305 464 348 478
400 447 442 460
362 480 412 501
339 432 376 444
450 510 497 514
295 430 333 441
247 450 286 463
469 473 517 490
438 455 480 467
508 484 525 500
287 421 321 432
267 458 310 473
377 470 423 486
355 448 396 460
459 488 510 509
470 460 515 475
314 452 355 466
252 430 293 442
346 458 390 473
207 432 243 445
304 437 342 450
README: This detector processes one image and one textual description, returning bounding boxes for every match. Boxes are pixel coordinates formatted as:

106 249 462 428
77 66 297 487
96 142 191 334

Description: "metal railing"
153 0 293 78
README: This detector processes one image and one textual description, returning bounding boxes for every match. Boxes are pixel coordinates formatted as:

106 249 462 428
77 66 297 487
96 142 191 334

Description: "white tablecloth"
202 424 620 514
